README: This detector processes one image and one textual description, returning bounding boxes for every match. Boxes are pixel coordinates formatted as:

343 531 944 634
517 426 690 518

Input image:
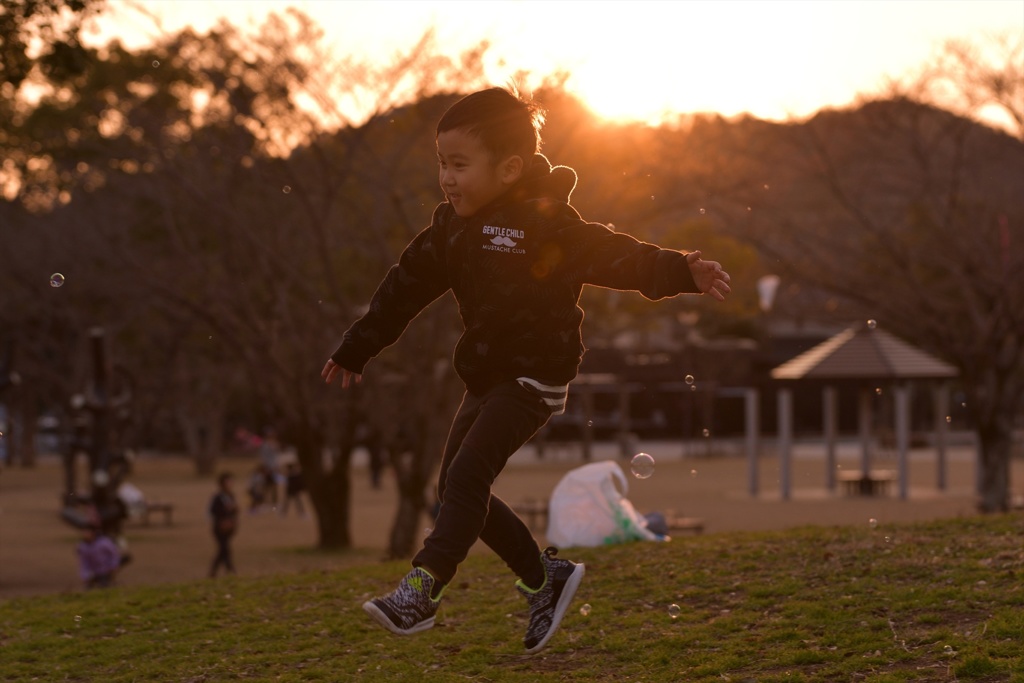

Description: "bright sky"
92 0 1023 125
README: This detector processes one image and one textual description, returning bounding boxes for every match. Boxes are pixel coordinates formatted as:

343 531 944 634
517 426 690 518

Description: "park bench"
837 469 896 497
664 510 705 535
513 498 550 532
118 482 175 526
139 500 175 526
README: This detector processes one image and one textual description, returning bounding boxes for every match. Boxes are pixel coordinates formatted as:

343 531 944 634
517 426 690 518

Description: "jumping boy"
322 86 731 653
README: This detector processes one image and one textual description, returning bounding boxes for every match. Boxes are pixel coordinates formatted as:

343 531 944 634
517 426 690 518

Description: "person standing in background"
281 462 307 518
209 472 239 577
259 428 282 508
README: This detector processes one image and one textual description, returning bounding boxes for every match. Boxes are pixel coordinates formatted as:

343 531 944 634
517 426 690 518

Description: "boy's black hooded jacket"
331 155 700 395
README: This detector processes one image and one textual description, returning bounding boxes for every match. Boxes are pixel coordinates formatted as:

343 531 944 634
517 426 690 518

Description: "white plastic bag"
546 460 663 547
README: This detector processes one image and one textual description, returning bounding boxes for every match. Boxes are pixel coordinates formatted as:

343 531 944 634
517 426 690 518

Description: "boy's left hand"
686 251 731 301
321 359 362 388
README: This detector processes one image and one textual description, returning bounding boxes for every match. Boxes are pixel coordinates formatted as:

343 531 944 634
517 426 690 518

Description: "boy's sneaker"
515 547 585 653
363 567 443 635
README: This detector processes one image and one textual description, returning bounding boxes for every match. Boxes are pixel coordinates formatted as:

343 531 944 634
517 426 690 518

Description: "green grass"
1 515 1022 682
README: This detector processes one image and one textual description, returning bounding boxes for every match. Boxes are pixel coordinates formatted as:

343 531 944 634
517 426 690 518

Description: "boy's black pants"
413 380 551 586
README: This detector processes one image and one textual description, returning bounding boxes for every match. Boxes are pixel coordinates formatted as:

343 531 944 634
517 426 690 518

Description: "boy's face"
437 129 521 217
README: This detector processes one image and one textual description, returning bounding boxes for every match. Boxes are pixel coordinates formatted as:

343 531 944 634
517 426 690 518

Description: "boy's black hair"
436 86 544 163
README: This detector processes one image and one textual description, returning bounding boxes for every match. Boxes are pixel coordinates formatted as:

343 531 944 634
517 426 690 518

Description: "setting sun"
92 0 1021 128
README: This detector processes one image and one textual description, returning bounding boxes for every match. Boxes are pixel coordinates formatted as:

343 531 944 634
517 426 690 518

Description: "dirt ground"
1 439 1021 600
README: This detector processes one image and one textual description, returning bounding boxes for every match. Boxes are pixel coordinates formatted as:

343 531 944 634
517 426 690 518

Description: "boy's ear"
500 155 524 184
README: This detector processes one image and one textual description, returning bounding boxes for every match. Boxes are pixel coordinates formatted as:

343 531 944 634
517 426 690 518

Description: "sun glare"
493 5 833 125
91 0 1022 129
471 1 1022 127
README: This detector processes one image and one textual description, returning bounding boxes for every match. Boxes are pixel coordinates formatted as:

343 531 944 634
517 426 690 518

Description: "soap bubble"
152 60 160 68
684 374 695 385
50 273 65 288
702 428 710 438
699 208 705 215
579 603 591 616
282 185 292 194
866 319 877 329
869 518 878 529
668 604 681 619
630 452 655 479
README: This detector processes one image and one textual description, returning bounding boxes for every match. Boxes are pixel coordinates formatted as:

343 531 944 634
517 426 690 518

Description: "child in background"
323 86 731 652
281 462 306 518
208 472 239 577
259 429 281 507
77 524 121 589
247 465 266 513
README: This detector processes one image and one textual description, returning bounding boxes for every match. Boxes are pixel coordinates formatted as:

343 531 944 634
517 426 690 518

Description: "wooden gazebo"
747 321 959 500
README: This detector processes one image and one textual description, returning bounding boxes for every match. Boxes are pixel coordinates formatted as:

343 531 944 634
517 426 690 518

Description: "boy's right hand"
321 359 361 388
685 251 731 302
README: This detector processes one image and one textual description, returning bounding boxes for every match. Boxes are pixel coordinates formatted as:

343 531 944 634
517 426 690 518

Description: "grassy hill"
1 515 1021 682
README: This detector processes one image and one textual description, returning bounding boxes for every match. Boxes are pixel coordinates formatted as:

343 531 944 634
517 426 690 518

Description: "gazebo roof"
770 323 959 381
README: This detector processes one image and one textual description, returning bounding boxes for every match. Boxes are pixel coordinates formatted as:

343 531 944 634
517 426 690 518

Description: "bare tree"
895 34 1023 141
0 5 492 547
728 97 1023 512
116 20 487 548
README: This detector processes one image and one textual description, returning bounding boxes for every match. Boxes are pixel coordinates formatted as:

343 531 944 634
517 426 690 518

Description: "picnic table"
837 469 896 497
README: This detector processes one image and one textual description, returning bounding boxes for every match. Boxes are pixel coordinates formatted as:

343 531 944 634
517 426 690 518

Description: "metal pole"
745 388 759 496
581 384 593 462
617 385 632 458
859 386 872 478
823 385 837 491
895 383 910 500
778 387 792 501
88 327 110 478
935 382 949 491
